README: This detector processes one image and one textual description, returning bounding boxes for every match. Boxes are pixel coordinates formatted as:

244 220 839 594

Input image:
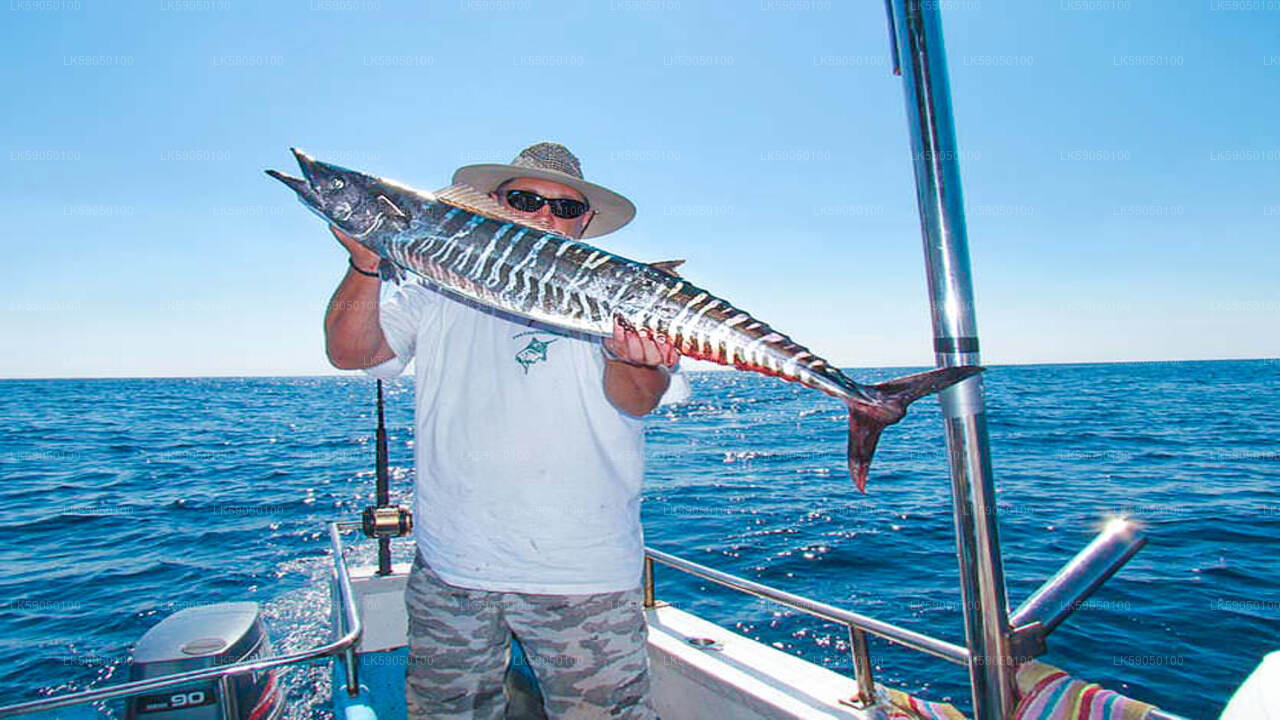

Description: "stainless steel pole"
887 1 1015 717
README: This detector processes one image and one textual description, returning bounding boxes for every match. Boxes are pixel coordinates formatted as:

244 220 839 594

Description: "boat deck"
335 562 874 720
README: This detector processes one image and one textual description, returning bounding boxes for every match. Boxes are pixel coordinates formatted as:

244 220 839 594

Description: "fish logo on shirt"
513 331 559 374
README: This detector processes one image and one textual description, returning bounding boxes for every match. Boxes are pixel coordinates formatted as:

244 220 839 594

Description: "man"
323 142 689 720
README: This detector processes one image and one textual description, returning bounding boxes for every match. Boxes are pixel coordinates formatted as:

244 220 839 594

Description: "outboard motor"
125 602 284 720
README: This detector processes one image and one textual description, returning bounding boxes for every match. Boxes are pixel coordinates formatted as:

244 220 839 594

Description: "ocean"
1 359 1276 719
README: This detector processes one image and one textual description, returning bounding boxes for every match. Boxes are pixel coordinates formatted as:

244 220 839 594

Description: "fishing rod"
361 379 412 576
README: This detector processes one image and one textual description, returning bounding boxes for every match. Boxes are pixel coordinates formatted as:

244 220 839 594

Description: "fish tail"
845 365 984 493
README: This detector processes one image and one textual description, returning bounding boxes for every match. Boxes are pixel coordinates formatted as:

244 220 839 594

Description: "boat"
0 3 1201 719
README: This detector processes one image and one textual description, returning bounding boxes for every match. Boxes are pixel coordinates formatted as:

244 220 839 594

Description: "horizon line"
1 355 1275 381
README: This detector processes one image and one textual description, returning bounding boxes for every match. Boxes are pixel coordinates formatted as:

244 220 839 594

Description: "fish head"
267 148 411 246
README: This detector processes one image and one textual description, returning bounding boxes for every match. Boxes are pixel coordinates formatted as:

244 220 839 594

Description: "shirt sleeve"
658 365 692 406
361 281 437 380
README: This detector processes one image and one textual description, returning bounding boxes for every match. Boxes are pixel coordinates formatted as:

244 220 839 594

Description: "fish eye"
332 178 344 190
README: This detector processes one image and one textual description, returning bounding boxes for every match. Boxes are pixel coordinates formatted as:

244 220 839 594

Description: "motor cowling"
125 602 283 720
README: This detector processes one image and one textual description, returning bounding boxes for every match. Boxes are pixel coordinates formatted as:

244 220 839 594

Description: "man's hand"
332 225 381 274
325 225 395 370
601 318 680 417
603 318 679 368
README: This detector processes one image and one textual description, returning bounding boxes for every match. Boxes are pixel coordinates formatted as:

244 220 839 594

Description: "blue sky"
1 0 1276 378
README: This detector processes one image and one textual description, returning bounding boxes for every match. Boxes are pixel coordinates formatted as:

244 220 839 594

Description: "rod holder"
1010 516 1147 641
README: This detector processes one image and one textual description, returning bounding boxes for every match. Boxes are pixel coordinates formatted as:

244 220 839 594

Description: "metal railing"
644 534 1188 720
643 548 969 707
0 522 365 719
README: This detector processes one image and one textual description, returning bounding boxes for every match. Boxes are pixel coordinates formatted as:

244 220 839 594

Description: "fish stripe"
668 292 709 344
486 227 528 287
469 223 512 279
506 234 552 304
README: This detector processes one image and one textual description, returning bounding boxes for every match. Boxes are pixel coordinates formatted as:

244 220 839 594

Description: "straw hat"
452 142 636 238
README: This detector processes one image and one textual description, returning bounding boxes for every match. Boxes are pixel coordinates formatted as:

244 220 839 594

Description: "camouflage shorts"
404 551 655 720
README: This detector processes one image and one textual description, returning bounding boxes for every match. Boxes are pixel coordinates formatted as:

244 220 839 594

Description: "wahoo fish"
267 149 981 491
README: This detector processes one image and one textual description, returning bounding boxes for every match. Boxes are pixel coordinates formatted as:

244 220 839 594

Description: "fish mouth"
265 148 327 214
289 147 319 184
265 166 313 200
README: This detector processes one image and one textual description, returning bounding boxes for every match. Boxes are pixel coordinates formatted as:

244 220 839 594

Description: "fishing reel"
361 504 412 540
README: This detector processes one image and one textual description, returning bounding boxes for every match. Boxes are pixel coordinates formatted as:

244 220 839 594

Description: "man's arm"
324 226 396 370
602 319 680 417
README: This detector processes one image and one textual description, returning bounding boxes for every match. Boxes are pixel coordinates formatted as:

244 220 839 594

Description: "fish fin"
376 194 411 231
378 260 405 284
432 183 561 235
845 365 984 492
650 259 685 277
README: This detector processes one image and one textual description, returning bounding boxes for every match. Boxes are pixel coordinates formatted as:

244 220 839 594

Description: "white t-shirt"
1222 651 1280 720
363 279 691 594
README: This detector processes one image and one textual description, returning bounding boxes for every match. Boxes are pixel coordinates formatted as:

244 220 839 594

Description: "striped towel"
879 686 968 720
1013 661 1155 720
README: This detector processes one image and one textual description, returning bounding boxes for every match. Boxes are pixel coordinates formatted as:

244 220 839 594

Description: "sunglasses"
504 189 590 219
